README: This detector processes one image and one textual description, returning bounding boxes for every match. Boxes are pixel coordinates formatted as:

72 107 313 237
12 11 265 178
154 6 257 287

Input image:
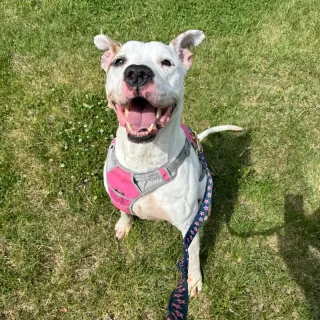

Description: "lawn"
1 0 320 319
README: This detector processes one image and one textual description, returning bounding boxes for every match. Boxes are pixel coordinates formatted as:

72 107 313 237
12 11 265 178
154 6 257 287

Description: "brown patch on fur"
106 43 121 73
133 194 172 222
112 43 121 54
170 36 178 49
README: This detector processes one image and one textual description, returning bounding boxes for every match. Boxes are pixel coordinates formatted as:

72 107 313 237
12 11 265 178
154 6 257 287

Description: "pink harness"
104 125 205 215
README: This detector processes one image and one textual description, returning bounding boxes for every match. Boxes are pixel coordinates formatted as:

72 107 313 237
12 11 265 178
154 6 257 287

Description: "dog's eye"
113 58 125 67
162 59 172 67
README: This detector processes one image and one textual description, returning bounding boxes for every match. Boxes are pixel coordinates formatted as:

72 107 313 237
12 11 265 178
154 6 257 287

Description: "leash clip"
190 130 203 155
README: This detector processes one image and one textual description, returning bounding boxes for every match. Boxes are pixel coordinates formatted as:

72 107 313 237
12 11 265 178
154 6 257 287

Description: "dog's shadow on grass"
200 130 251 268
199 133 320 318
278 194 320 319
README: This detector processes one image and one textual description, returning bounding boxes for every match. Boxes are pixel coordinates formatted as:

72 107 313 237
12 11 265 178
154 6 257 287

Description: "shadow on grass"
278 194 320 319
200 130 251 268
218 190 320 318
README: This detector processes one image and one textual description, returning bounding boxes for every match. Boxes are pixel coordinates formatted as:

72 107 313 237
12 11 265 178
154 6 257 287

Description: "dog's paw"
115 219 132 240
188 275 203 298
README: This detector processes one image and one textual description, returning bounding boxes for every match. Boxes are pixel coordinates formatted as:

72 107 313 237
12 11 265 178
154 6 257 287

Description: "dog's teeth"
125 108 130 117
126 122 133 131
147 124 154 133
163 105 172 117
156 108 161 119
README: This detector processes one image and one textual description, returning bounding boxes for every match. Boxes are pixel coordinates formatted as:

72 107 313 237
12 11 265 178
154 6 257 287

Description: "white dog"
94 30 242 297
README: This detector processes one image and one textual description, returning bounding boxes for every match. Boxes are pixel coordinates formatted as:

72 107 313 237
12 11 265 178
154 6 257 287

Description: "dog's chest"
132 156 202 223
132 192 172 222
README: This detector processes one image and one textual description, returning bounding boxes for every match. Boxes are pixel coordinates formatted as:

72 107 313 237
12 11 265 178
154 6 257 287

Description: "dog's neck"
114 108 185 173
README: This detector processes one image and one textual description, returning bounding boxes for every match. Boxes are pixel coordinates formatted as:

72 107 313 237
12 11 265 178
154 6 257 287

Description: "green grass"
1 0 320 319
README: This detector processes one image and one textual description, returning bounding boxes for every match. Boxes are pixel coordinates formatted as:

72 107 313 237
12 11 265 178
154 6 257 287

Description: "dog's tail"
197 125 243 142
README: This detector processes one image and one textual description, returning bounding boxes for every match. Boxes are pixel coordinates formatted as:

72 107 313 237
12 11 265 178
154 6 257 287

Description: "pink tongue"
127 100 156 131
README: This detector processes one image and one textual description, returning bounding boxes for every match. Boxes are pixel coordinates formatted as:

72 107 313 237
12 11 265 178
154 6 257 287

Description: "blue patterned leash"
167 151 213 320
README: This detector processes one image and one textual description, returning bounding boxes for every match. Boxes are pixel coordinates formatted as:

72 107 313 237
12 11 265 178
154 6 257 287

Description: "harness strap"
109 139 192 195
166 139 191 177
158 168 171 182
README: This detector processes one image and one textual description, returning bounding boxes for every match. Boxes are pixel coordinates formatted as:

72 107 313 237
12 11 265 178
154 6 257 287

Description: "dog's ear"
170 30 205 71
94 34 121 71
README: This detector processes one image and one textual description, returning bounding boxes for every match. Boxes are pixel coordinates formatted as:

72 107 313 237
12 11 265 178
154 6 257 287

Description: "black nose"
124 64 154 88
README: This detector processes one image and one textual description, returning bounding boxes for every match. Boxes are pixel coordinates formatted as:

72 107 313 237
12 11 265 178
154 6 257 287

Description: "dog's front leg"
115 211 133 240
178 216 202 297
186 232 202 297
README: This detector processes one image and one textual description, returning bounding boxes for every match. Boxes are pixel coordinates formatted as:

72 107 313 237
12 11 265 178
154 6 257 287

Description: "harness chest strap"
104 125 206 215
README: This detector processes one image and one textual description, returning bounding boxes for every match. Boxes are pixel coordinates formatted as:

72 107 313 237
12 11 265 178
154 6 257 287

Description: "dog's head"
94 30 205 143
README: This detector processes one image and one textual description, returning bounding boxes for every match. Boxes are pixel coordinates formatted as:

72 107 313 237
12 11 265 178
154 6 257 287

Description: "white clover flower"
60 163 65 168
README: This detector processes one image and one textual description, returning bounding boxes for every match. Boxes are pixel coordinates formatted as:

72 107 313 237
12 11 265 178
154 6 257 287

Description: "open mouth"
114 97 176 143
